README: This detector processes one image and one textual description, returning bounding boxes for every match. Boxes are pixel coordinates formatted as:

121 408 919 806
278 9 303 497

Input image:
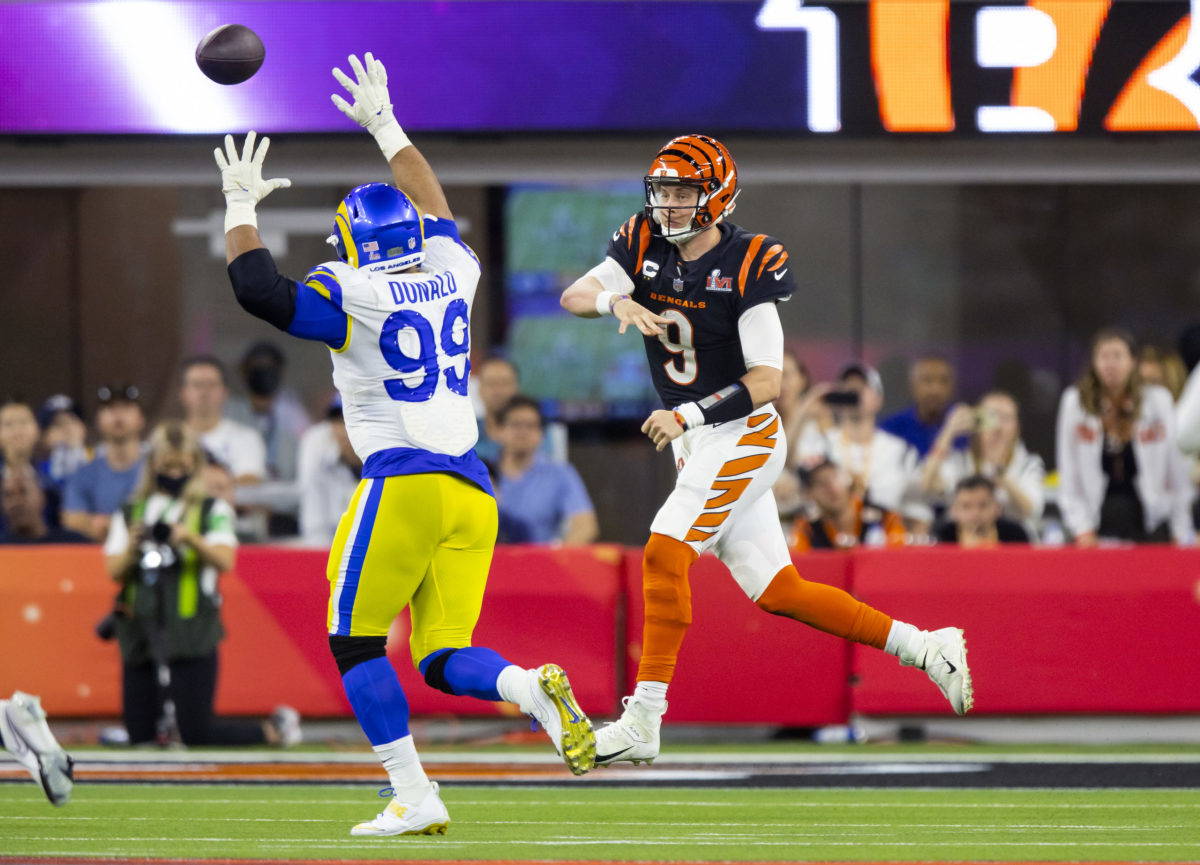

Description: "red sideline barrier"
5 545 1200 721
850 546 1200 715
0 545 622 720
620 549 852 725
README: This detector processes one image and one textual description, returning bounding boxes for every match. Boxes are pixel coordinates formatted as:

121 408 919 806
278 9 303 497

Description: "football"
195 24 264 85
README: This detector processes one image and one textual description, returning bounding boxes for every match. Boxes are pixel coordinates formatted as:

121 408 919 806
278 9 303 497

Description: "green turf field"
3 783 1200 862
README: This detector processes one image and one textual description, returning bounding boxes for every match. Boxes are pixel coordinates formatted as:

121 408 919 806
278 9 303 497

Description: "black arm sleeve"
227 247 297 332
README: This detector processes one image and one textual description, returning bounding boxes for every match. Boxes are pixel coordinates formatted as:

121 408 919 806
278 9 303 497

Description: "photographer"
102 421 297 747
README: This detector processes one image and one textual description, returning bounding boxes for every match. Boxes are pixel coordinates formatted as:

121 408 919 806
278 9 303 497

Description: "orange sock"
636 533 699 684
755 564 892 650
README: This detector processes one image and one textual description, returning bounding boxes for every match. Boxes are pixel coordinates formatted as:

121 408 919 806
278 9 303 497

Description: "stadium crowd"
5 325 1200 551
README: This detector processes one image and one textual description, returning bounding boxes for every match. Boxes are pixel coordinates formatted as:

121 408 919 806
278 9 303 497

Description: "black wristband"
698 382 755 425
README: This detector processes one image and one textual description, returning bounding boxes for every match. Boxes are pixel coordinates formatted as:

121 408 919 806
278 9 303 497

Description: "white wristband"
373 116 413 162
224 202 258 233
674 401 705 430
596 291 617 316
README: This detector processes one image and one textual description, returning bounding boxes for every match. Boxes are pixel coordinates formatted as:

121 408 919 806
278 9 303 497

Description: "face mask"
156 473 189 497
247 365 281 397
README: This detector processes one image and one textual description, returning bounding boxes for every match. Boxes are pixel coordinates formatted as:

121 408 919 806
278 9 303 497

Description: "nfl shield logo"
407 237 416 250
672 278 684 293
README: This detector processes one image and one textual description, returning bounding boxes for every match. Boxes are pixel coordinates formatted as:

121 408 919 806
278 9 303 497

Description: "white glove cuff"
674 402 705 430
373 116 413 162
224 202 258 233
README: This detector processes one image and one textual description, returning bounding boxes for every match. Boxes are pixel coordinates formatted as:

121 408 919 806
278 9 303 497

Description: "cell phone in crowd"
821 390 860 407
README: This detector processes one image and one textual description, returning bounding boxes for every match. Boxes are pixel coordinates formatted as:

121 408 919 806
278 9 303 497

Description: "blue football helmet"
327 182 425 273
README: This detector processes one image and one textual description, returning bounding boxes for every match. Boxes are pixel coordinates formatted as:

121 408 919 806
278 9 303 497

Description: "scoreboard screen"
2 0 1198 135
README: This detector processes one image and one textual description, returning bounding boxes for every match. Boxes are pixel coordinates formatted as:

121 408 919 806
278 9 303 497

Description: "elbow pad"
227 248 297 331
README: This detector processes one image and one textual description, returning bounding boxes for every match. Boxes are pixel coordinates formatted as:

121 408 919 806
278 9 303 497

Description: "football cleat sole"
537 664 596 776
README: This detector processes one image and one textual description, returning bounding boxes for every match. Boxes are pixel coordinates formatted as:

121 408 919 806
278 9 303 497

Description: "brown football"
195 24 264 85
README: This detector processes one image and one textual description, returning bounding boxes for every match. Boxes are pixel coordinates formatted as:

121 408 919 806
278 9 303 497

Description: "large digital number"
378 302 472 402
659 308 698 385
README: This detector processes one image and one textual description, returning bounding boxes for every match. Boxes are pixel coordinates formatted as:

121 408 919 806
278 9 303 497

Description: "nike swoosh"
564 703 580 723
596 747 634 763
944 659 957 674
773 269 789 281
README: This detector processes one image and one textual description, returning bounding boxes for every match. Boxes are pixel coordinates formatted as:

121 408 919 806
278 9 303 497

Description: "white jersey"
302 219 481 463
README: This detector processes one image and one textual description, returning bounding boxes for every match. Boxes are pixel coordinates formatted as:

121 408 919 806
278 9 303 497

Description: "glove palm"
213 131 291 232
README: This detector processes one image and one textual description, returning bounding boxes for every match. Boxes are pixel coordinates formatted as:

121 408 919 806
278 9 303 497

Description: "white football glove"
331 52 411 160
214 131 291 233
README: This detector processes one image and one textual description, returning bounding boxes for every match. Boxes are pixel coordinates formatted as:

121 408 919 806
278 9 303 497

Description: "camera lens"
150 521 172 544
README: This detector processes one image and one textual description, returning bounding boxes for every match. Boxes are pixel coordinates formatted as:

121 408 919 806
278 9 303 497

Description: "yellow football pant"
325 473 498 664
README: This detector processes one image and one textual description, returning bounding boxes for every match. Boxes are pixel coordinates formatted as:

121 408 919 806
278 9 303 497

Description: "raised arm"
332 52 452 220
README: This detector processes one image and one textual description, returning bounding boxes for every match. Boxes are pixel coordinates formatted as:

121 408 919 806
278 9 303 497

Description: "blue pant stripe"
335 479 384 636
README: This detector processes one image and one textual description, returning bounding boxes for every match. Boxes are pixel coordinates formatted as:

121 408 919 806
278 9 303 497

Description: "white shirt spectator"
1175 364 1200 453
1056 383 1194 543
296 420 360 547
197 419 266 482
935 442 1045 539
796 425 927 522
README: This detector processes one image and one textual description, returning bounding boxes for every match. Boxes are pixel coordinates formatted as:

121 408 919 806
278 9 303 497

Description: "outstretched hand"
331 52 395 134
213 131 291 210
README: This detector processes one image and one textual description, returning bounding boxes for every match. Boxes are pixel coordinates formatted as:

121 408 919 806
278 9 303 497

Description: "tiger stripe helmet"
644 134 739 244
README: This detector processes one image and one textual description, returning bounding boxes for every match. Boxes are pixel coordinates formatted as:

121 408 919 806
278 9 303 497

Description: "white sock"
374 735 430 803
495 664 534 713
633 681 668 713
884 620 926 665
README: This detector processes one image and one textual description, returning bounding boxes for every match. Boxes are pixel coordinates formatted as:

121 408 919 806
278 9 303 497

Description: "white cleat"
269 705 302 748
526 664 595 776
906 627 974 715
594 696 664 766
0 691 74 806
350 781 449 837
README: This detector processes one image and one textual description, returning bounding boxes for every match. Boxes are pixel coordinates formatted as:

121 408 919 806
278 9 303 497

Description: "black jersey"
605 214 795 409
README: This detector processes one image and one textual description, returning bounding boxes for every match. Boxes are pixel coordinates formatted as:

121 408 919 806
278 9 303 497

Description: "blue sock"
418 646 511 702
340 657 410 747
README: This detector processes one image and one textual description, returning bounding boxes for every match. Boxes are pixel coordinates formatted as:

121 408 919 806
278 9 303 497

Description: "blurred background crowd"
6 322 1200 553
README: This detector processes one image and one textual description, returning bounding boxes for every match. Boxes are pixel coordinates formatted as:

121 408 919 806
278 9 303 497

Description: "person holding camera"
102 421 298 747
921 391 1045 539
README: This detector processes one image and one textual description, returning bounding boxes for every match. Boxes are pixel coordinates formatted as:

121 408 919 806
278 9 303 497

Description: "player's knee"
328 635 387 677
419 648 459 695
755 566 805 616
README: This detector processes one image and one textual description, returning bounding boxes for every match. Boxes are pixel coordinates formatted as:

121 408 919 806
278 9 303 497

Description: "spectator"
1138 344 1188 402
202 455 237 508
1175 323 1200 452
921 391 1045 539
61 385 147 542
789 456 906 552
795 362 927 526
226 341 310 482
179 356 266 485
103 421 298 747
1 400 58 529
295 396 362 547
0 463 90 544
936 475 1030 547
495 395 597 544
773 350 832 521
1056 327 1194 546
473 356 567 466
879 355 959 459
36 394 90 491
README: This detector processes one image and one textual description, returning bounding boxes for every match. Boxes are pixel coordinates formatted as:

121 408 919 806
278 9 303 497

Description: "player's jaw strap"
673 382 754 430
